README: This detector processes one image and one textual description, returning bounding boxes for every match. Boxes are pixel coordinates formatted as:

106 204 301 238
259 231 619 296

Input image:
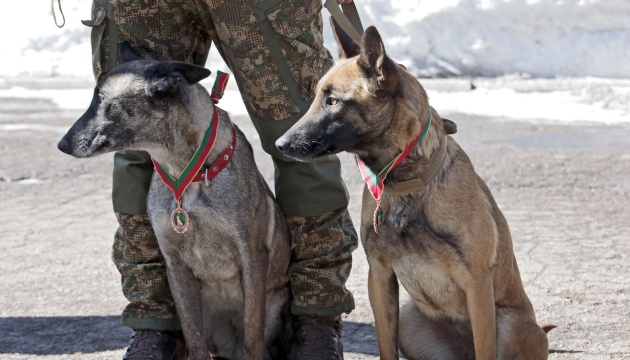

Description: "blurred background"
1 1 629 359
1 0 629 123
4 0 630 78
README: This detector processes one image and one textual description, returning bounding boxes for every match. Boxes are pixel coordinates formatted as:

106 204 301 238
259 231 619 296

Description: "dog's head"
57 43 211 158
276 20 418 161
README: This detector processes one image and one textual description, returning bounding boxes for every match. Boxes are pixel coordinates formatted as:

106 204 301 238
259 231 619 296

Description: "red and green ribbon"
211 70 229 104
152 71 230 202
152 108 219 201
357 111 432 201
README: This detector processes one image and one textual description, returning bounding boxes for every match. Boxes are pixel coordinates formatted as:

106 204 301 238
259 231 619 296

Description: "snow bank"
348 0 630 78
2 0 630 79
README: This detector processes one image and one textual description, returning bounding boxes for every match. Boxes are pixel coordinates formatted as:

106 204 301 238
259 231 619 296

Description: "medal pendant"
373 199 383 234
170 201 190 234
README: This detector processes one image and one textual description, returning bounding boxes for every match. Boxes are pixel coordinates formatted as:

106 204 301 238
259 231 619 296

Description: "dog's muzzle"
57 137 71 154
275 136 290 152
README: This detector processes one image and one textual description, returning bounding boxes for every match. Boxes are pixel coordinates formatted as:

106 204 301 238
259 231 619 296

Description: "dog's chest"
365 223 469 321
152 209 243 298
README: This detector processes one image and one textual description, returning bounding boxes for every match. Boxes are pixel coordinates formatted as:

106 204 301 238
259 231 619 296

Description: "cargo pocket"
252 0 333 116
266 0 334 101
81 1 115 81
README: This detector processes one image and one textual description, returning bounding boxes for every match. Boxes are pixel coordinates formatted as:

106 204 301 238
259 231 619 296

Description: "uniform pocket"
264 0 333 103
81 1 110 81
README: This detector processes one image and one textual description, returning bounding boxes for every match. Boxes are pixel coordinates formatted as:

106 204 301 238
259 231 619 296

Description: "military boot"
123 330 187 360
291 315 343 360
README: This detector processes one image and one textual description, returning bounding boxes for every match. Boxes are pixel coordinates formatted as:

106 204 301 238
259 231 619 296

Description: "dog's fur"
276 20 553 360
58 44 290 360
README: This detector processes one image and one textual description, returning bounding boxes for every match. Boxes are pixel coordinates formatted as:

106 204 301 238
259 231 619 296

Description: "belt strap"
341 2 364 37
324 0 363 43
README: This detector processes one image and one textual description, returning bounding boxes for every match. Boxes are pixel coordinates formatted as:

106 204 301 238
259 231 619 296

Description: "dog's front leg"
164 257 210 360
368 262 400 360
467 274 496 360
241 246 268 360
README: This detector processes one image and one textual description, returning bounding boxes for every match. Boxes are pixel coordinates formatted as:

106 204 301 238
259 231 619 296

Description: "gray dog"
58 44 290 360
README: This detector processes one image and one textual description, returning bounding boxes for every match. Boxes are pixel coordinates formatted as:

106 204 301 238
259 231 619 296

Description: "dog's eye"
326 97 339 106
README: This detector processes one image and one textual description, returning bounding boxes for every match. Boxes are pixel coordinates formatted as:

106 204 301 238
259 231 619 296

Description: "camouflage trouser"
286 208 356 316
112 212 180 331
83 0 357 330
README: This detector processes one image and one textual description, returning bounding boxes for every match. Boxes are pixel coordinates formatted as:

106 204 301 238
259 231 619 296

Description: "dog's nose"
57 137 70 154
275 137 290 152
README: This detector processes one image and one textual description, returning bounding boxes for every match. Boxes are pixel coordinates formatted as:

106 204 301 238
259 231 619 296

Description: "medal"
373 199 383 234
170 201 190 234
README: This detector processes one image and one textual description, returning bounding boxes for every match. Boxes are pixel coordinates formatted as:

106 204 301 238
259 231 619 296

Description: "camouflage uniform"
83 0 357 331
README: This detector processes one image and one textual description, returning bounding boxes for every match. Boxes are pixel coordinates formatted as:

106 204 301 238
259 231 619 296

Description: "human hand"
336 0 354 3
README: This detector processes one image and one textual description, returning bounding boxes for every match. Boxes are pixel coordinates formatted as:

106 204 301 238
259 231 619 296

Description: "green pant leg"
249 112 357 317
246 0 358 316
203 0 358 316
111 151 181 330
203 0 353 215
112 211 182 331
86 0 211 330
249 113 350 217
112 150 153 215
286 208 356 317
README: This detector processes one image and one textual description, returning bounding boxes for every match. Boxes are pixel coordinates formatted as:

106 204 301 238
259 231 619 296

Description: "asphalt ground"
1 80 629 359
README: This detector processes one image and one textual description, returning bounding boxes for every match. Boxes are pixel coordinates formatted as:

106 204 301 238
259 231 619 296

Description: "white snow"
1 0 629 124
349 0 630 78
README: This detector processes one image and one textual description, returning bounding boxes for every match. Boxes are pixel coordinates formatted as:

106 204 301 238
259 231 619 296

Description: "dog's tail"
540 324 557 334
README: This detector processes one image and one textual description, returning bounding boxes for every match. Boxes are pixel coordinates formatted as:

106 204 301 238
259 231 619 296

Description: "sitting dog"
58 44 290 360
276 19 553 360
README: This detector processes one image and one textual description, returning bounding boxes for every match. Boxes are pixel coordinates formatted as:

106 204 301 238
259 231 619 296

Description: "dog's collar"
357 111 431 203
357 111 431 234
385 135 447 195
385 118 456 196
151 71 232 234
357 115 458 234
190 126 236 184
153 118 236 234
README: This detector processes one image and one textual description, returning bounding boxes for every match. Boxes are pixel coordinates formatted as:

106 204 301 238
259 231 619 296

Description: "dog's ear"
151 74 181 95
330 16 360 58
150 62 212 95
166 62 212 85
358 26 399 97
118 42 143 63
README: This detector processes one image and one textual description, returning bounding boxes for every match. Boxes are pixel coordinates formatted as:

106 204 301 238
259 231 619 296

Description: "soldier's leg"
83 0 210 357
198 2 357 358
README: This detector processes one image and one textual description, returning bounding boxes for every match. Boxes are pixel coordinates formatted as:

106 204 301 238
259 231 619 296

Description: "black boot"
123 330 187 360
291 315 343 360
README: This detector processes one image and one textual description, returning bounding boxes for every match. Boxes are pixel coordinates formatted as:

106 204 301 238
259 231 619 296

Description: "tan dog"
275 19 554 360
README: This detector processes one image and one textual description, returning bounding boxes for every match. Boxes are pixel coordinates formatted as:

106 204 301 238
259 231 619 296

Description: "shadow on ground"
5 317 576 357
0 316 380 356
0 316 129 355
343 321 379 356
550 349 585 354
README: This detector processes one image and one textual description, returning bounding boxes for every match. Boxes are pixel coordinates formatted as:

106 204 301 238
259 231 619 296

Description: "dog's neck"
147 85 233 176
356 106 445 187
